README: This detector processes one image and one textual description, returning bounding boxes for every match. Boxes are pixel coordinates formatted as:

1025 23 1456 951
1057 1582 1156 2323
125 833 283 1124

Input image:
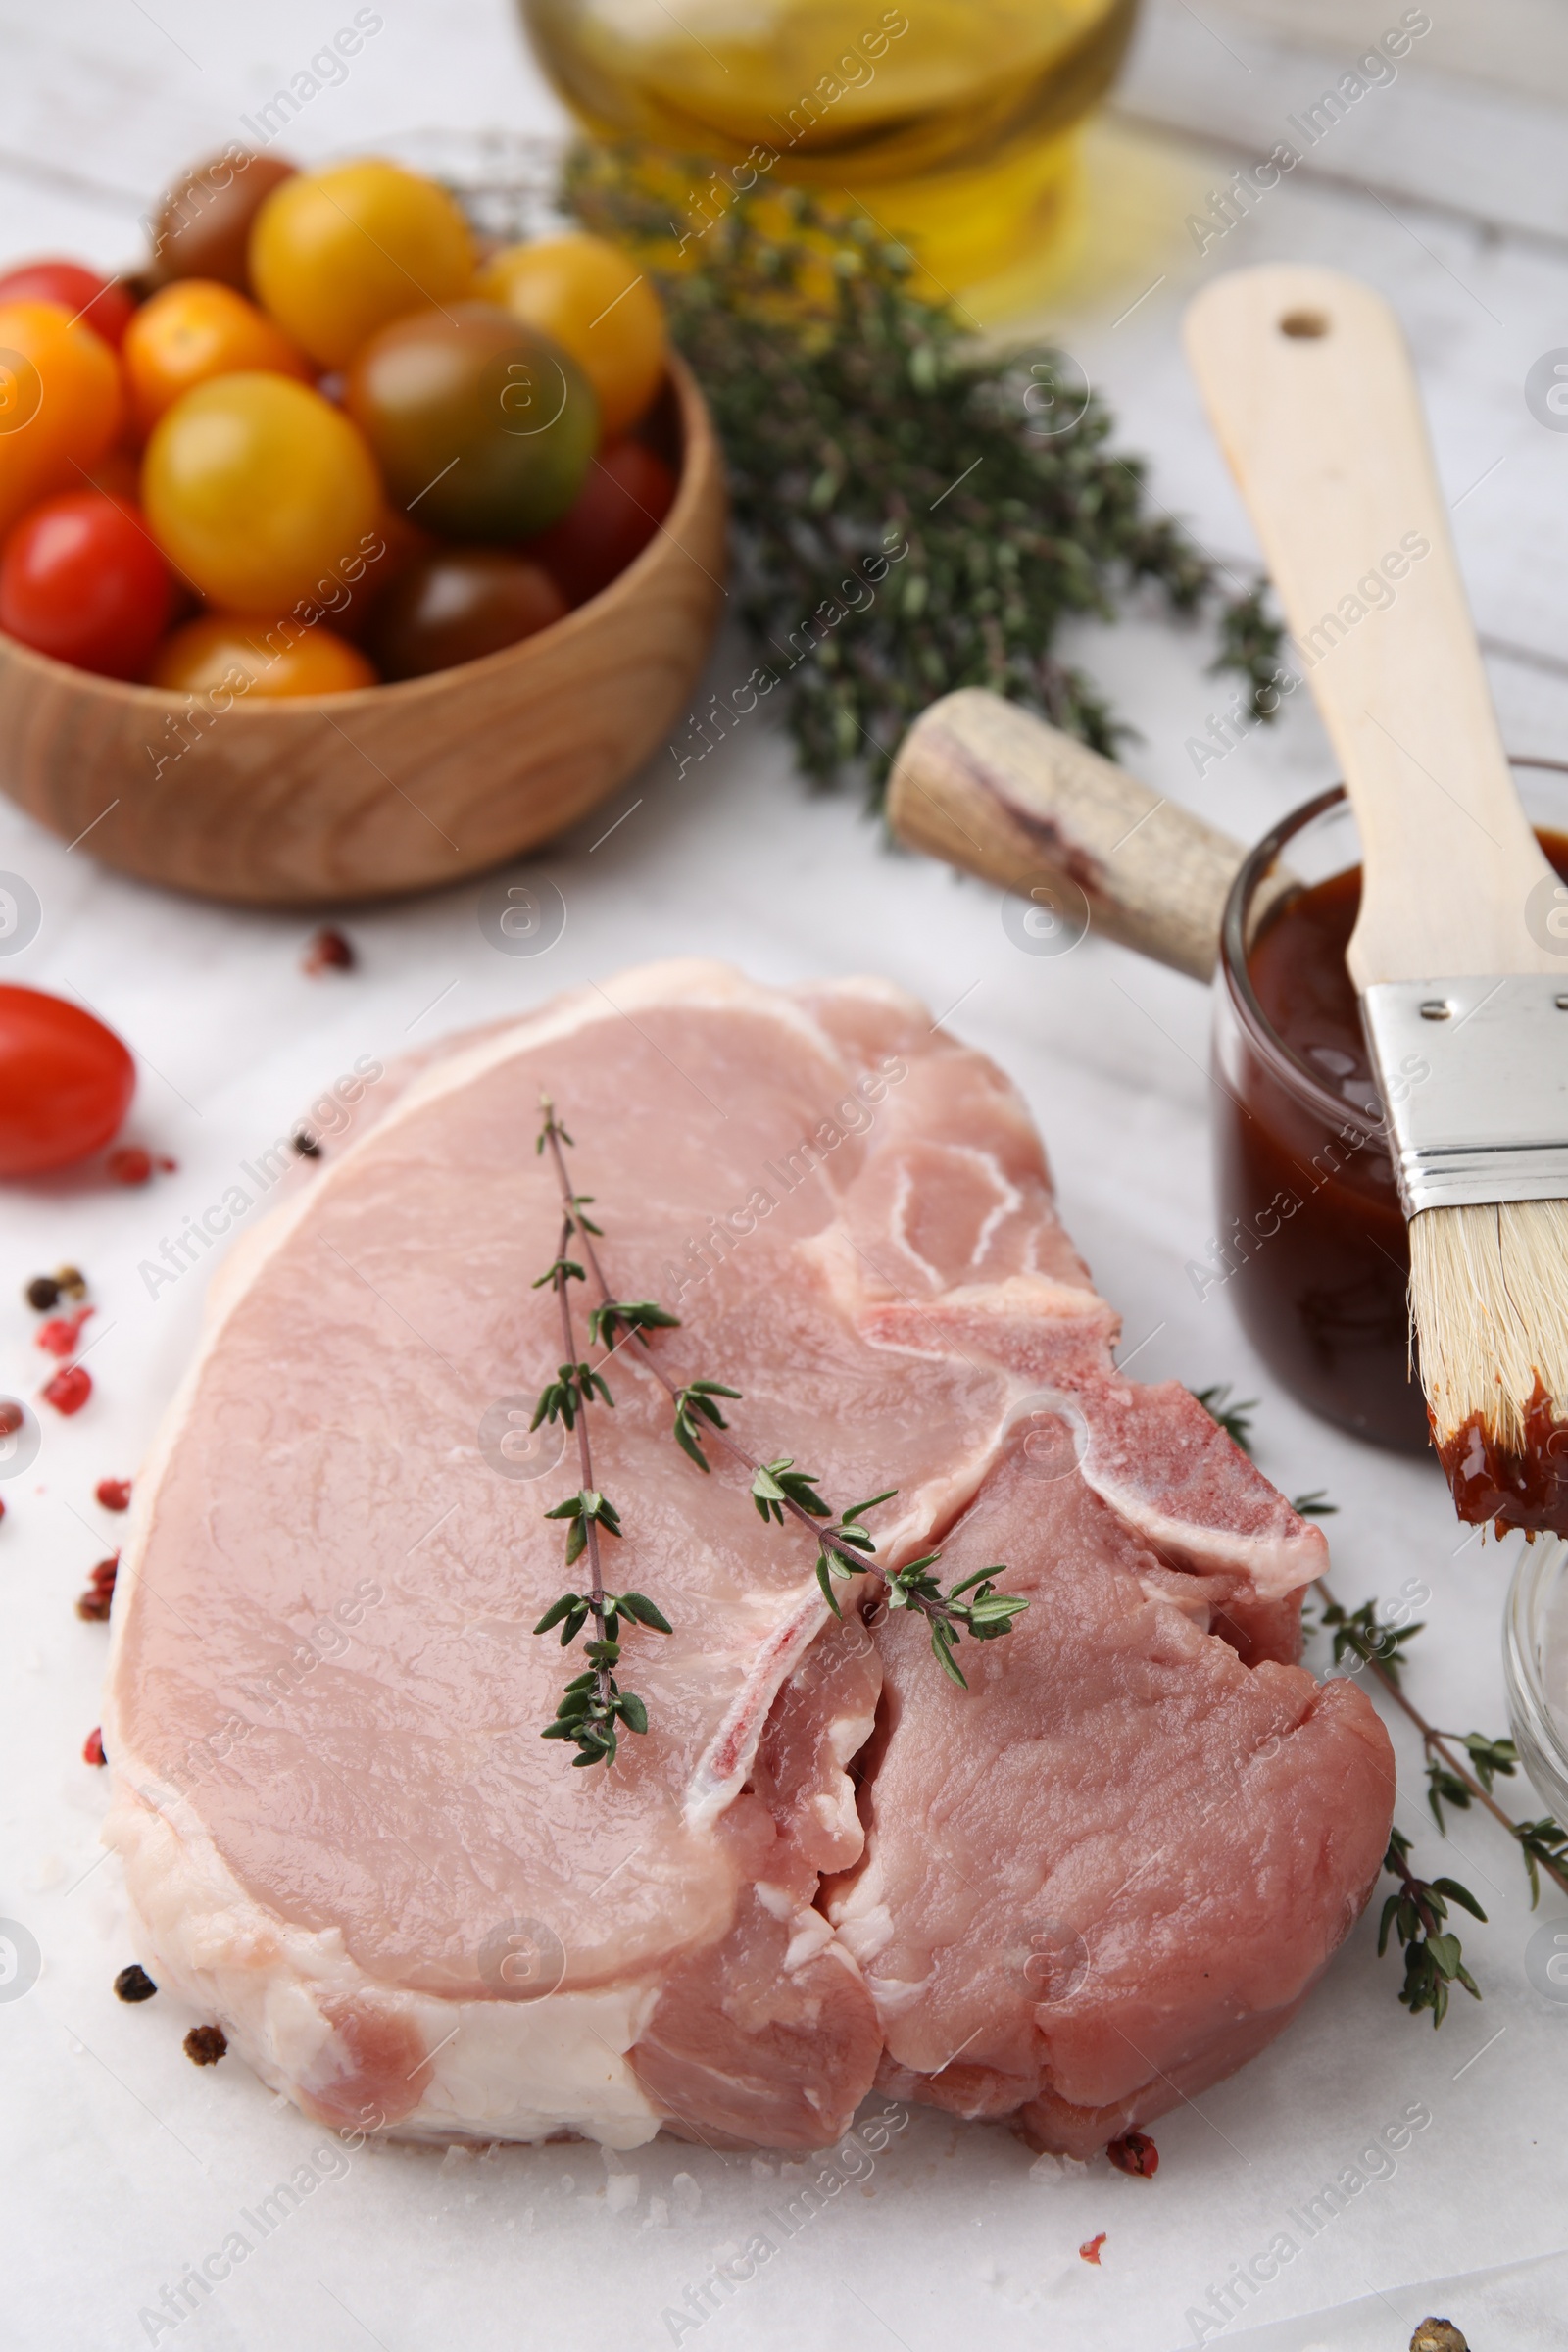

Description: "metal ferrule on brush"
1361 977 1568 1218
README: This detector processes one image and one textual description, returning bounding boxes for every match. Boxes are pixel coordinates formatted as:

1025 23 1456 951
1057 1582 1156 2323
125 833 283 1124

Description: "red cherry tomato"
525 442 675 608
0 492 176 679
0 260 134 349
0 986 135 1176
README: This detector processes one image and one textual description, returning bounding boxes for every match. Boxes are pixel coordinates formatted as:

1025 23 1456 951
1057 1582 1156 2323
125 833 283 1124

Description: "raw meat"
102 960 1392 2154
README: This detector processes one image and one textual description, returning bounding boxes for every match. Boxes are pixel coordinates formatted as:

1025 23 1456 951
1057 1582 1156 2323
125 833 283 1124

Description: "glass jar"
1211 760 1568 1456
1505 1532 1568 1819
516 0 1141 292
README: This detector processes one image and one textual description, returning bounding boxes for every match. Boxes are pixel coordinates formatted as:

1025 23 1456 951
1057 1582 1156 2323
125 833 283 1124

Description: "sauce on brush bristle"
1438 1377 1568 1536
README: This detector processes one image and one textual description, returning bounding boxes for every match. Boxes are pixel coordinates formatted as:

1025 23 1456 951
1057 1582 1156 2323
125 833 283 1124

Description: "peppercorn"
184 2024 227 2066
41 1365 92 1417
114 1963 157 2003
75 1554 119 1621
82 1726 106 1766
1410 2325 1467 2352
1106 2131 1158 2178
302 926 356 975
96 1479 131 1512
25 1275 60 1311
291 1130 321 1159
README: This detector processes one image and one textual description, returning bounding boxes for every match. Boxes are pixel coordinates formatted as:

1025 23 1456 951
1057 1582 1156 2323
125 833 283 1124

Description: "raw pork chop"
102 960 1392 2153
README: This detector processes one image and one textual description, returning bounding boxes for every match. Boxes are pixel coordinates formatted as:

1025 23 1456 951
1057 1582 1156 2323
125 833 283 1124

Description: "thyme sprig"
1310 1578 1568 1909
1190 1381 1568 2019
529 1103 1027 1755
1378 1828 1485 2028
561 147 1286 789
528 1105 670 1767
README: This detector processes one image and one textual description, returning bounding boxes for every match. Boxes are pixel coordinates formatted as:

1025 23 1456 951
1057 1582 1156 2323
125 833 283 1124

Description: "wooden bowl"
0 358 727 906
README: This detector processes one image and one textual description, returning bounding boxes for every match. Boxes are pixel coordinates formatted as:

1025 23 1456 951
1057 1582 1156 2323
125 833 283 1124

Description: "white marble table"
2 6 1567 2347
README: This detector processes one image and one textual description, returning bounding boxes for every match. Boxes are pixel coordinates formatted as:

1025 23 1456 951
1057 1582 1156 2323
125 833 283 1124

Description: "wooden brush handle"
1184 265 1556 986
888 688 1249 981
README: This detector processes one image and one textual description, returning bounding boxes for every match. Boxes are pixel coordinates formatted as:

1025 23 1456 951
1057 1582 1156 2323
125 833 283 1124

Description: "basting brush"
1185 264 1568 1533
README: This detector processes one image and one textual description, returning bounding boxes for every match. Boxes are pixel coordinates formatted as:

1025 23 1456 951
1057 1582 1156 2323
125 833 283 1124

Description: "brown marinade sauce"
1229 829 1568 1498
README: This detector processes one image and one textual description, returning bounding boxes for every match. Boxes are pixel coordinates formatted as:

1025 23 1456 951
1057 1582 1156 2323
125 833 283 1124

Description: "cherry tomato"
123 279 310 436
147 149 298 292
0 491 175 679
476 235 666 440
250 161 475 369
368 549 565 680
142 373 380 612
0 260 134 350
527 441 676 607
0 301 123 541
347 303 596 540
0 985 134 1176
149 612 376 697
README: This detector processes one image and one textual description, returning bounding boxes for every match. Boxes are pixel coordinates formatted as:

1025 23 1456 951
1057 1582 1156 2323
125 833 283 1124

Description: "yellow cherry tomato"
122 279 311 436
149 612 376 697
249 160 476 369
0 300 123 539
142 373 381 612
475 235 666 440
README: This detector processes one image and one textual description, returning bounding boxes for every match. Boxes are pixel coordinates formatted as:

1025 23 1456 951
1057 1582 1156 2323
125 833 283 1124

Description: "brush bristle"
1409 1200 1568 1446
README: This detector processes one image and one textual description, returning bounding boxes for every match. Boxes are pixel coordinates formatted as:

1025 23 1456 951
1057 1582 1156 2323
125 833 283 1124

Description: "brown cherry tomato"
147 149 298 292
149 612 376 697
346 303 598 540
526 441 676 607
368 549 565 680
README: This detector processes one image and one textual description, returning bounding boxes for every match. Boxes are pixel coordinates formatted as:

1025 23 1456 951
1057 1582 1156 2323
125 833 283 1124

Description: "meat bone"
887 686 1292 980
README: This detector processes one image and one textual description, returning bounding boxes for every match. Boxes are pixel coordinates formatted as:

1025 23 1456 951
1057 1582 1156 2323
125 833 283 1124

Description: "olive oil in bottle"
519 0 1141 290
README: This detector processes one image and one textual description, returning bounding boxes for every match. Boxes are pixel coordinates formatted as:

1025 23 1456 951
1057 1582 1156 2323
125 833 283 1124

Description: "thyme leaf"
671 1378 743 1470
1515 1816 1568 1906
530 1358 613 1432
589 1297 681 1348
752 1458 832 1523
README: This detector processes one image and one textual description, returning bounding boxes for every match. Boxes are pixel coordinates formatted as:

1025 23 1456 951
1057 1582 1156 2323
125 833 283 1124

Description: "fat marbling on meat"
102 960 1393 2153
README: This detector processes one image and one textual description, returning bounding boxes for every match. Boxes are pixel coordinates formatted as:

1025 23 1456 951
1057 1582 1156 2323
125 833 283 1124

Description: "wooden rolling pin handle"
887 687 1249 982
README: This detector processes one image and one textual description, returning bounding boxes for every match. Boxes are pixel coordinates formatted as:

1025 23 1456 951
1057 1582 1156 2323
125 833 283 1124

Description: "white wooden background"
3 6 1568 2349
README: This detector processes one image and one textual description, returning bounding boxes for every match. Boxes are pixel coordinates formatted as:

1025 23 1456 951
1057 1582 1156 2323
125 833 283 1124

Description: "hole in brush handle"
1279 309 1330 338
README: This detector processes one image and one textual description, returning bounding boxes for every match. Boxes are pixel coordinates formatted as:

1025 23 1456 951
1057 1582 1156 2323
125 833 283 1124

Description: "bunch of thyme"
528 1102 1027 1765
562 144 1286 790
